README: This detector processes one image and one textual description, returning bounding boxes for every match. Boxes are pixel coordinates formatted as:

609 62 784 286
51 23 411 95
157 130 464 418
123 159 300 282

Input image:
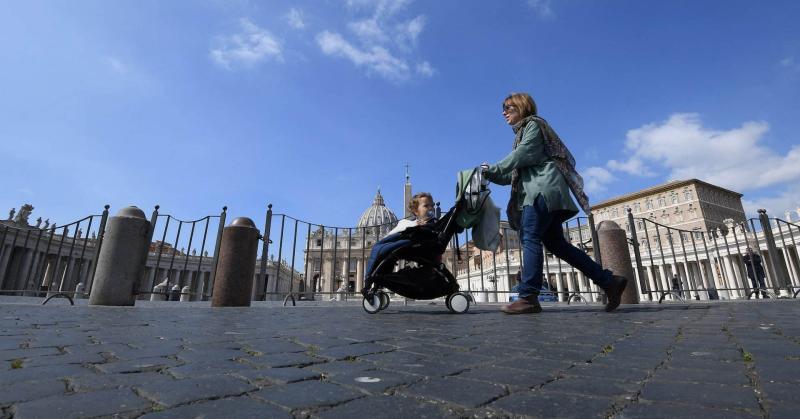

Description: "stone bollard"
74 282 85 298
597 221 639 305
89 207 150 306
212 217 260 307
169 284 181 301
150 282 167 301
180 286 191 302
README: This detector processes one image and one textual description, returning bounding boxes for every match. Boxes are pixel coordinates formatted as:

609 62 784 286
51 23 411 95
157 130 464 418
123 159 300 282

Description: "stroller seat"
361 168 491 314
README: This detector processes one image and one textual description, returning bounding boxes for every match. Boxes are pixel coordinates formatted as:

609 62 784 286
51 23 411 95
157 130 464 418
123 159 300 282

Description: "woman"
482 92 627 314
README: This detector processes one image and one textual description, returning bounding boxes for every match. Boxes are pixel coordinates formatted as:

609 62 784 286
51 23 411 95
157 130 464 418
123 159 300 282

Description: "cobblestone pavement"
1 299 799 418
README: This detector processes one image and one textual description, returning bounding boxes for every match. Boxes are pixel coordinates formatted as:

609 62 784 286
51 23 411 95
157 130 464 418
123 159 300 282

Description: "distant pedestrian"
743 247 769 298
481 92 627 314
671 274 683 297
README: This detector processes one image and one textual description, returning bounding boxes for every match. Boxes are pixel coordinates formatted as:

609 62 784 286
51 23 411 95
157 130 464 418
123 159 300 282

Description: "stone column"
14 249 34 293
89 207 151 306
597 220 639 304
781 246 800 287
0 245 13 289
323 257 334 294
211 217 260 307
355 259 364 292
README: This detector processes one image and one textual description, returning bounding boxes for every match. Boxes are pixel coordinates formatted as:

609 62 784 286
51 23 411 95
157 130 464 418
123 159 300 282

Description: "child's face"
415 197 434 220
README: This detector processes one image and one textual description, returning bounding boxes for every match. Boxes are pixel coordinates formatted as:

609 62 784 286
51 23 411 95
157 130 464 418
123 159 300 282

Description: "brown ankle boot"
501 295 542 314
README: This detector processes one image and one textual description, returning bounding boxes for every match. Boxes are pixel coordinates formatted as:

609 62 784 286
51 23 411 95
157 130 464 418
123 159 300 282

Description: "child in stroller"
361 168 490 314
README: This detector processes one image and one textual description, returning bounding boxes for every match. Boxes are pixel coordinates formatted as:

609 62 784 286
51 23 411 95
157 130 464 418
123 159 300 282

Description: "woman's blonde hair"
503 92 537 118
409 192 433 215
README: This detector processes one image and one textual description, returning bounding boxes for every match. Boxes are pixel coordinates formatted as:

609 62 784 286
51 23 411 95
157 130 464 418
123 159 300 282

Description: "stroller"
361 168 491 314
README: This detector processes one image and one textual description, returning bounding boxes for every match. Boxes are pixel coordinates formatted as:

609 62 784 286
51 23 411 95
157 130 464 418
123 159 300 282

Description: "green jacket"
485 120 579 221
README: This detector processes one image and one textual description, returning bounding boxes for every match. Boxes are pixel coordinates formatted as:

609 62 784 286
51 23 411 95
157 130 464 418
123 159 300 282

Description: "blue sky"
2 0 799 230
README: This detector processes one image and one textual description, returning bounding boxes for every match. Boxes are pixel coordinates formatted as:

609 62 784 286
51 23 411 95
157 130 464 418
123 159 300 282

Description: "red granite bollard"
597 220 639 305
211 217 260 307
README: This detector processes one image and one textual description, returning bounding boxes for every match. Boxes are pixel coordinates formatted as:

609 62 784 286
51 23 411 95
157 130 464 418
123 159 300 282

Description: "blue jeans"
364 233 409 279
517 196 613 298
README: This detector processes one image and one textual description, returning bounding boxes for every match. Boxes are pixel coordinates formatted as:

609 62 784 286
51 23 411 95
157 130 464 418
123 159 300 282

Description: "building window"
611 208 618 218
671 193 678 204
646 199 653 210
316 239 322 246
313 259 321 272
634 202 641 213
684 189 692 200
658 196 666 207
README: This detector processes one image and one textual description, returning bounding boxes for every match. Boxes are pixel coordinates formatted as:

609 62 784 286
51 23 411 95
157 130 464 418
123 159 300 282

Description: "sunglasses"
502 104 518 113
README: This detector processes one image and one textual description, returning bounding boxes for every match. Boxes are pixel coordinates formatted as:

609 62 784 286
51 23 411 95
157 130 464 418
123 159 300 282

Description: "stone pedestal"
597 221 639 305
212 218 260 307
89 207 150 306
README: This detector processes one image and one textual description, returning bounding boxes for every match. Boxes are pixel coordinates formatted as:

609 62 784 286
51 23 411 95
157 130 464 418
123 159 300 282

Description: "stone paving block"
489 389 614 418
769 403 800 419
358 350 423 366
327 367 421 393
135 374 257 407
639 379 760 411
16 351 107 368
760 381 800 406
0 364 92 386
138 396 291 418
400 376 507 408
455 365 557 389
165 359 255 379
251 380 364 409
564 363 649 383
240 352 322 368
68 371 177 392
305 360 373 376
315 395 453 419
239 338 307 355
316 342 395 360
174 348 246 363
652 366 751 385
753 361 800 383
234 366 322 384
617 400 760 418
0 379 66 405
493 356 574 376
381 357 467 376
12 387 151 419
542 376 639 399
108 344 184 360
94 356 182 373
1 346 62 361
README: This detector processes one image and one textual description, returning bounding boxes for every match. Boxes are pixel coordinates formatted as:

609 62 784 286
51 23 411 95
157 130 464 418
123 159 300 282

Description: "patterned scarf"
510 115 590 213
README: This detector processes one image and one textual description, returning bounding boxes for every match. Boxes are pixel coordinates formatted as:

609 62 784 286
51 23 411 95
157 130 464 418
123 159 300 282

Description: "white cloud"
319 0 431 82
348 18 387 43
415 61 435 77
780 56 800 71
286 8 305 30
210 18 282 69
742 185 800 219
605 113 800 193
317 31 409 81
582 166 614 194
528 0 555 18
346 0 412 19
395 15 425 50
107 57 128 75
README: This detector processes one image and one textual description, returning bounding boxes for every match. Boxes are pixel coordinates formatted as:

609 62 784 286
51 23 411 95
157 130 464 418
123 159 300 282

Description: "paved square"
1 299 799 418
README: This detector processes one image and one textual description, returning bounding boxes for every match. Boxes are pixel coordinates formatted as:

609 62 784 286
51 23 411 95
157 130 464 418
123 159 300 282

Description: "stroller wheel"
379 292 390 310
447 292 470 314
377 291 391 310
362 294 382 314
